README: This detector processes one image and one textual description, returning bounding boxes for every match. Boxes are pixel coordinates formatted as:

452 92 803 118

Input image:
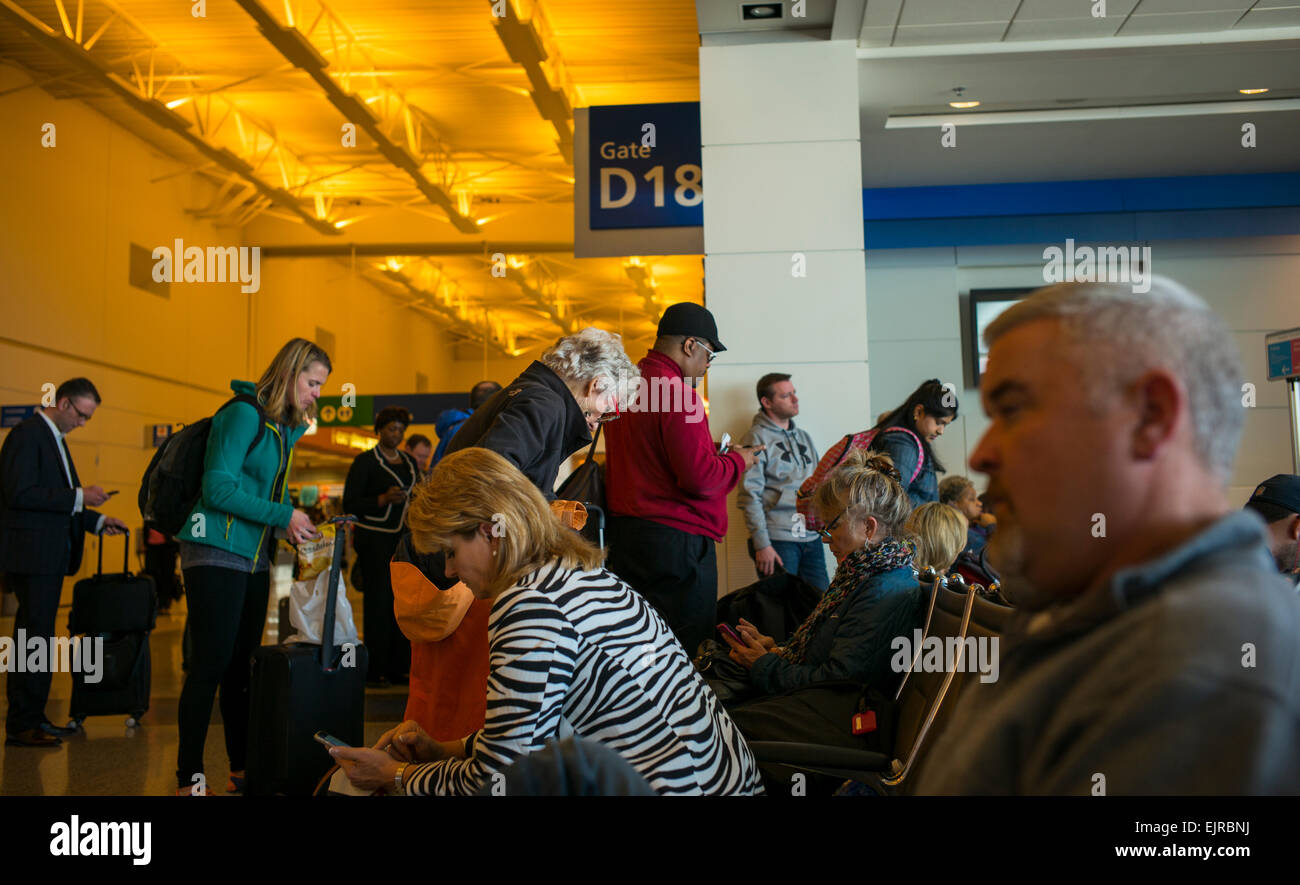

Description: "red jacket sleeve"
657 388 745 499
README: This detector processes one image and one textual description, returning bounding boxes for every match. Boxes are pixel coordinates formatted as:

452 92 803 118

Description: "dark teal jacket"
176 380 307 564
749 565 920 695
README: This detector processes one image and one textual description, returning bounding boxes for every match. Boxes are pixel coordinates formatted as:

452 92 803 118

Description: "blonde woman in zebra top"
330 447 763 796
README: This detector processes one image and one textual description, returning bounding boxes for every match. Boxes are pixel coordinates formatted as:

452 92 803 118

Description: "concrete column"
699 39 867 592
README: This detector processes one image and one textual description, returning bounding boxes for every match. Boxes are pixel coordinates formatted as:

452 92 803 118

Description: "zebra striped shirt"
404 561 764 796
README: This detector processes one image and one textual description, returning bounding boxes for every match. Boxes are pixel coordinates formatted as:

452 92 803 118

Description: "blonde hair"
407 447 603 597
905 502 968 573
812 448 913 542
257 338 332 426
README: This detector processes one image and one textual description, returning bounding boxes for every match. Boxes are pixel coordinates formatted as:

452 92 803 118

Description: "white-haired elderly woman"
442 326 638 499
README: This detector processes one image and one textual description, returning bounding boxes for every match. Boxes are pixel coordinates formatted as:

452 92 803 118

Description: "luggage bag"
68 530 156 727
245 515 368 796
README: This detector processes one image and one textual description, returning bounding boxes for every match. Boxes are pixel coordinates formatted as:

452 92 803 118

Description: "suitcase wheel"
125 715 143 728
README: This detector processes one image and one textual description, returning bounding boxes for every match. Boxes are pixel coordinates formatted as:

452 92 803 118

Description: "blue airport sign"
588 102 702 230
1 405 39 428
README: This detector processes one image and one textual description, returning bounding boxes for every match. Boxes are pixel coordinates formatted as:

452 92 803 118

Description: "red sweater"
604 350 746 541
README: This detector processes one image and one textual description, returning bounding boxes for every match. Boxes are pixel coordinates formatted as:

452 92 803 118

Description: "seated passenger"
1242 474 1300 590
905 501 968 575
939 475 994 554
915 278 1300 795
329 448 763 796
723 449 920 696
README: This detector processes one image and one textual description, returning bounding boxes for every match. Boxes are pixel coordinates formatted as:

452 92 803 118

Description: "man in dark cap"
1244 474 1300 588
603 303 762 655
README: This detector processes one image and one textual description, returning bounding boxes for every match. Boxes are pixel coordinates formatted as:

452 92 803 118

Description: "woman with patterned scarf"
721 448 921 749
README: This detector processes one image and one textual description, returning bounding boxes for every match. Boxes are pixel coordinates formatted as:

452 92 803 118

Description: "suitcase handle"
320 515 356 671
96 527 131 577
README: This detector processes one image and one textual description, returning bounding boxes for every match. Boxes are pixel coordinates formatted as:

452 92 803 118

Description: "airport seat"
747 572 1011 795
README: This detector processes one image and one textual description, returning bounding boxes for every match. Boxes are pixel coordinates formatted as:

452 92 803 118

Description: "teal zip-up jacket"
176 380 307 563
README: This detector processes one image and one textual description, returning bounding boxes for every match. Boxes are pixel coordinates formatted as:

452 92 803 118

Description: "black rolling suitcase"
246 516 367 796
68 530 157 727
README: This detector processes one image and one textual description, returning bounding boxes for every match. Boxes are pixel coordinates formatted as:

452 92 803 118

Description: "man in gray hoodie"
737 374 827 590
914 278 1300 795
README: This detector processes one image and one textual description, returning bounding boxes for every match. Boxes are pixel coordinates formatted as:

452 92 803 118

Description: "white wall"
864 236 1300 506
699 40 867 593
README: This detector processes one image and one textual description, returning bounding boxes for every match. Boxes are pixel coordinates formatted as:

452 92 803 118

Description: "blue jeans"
753 538 829 591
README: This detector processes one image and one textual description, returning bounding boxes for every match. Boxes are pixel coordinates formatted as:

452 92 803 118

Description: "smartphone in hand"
718 623 744 645
313 731 350 750
719 432 731 454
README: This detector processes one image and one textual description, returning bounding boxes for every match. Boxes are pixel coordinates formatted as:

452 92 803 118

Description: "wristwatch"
393 762 409 795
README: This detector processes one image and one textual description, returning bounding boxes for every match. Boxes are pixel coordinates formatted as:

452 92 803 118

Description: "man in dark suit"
1 378 126 747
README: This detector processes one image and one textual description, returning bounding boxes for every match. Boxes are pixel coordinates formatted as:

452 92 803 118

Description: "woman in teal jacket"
175 338 331 795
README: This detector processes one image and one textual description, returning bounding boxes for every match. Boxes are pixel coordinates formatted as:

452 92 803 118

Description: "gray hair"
540 327 639 396
984 276 1244 480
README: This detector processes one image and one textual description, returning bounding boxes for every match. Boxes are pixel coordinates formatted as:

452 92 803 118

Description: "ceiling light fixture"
742 3 783 20
1239 88 1269 95
948 86 979 110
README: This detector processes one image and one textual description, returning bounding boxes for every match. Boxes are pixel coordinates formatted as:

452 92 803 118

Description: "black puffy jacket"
445 361 592 499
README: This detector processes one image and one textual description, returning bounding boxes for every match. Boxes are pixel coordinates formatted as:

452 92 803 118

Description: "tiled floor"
0 587 408 796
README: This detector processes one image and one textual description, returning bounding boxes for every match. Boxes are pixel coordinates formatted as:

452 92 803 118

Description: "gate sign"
588 102 702 230
1266 327 1300 381
1 405 39 428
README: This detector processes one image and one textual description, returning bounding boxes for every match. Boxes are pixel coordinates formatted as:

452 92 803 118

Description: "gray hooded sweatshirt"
737 411 819 549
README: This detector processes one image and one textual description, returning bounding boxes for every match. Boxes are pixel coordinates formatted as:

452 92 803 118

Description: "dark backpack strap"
216 393 267 458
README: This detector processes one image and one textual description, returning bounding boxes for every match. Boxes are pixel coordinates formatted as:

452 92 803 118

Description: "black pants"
4 572 64 734
607 516 717 658
354 529 409 681
728 683 873 796
176 566 268 788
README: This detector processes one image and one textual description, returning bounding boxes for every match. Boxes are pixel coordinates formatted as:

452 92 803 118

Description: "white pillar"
699 39 868 592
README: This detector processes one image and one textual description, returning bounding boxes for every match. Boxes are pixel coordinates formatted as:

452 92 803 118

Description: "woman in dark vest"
344 406 420 687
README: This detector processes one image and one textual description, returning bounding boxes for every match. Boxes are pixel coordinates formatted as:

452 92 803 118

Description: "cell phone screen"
718 623 742 644
313 731 350 749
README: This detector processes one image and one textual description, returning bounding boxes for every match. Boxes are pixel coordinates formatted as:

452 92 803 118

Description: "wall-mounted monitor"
968 288 1035 387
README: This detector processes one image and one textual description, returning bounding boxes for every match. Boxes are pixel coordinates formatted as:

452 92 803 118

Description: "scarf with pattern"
778 537 916 665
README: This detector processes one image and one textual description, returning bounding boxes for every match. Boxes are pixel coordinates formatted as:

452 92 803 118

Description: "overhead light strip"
858 27 1300 59
885 98 1300 129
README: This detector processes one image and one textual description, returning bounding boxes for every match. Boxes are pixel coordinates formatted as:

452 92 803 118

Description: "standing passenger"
174 338 329 795
604 303 762 656
344 407 419 687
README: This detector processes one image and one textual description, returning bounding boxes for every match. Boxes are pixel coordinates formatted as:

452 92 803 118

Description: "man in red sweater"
604 303 762 656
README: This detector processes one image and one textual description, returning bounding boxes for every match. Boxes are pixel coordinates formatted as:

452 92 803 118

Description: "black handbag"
694 640 761 707
555 425 604 511
555 426 606 549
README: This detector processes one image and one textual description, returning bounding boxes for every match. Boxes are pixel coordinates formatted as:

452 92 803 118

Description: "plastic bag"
284 568 359 646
